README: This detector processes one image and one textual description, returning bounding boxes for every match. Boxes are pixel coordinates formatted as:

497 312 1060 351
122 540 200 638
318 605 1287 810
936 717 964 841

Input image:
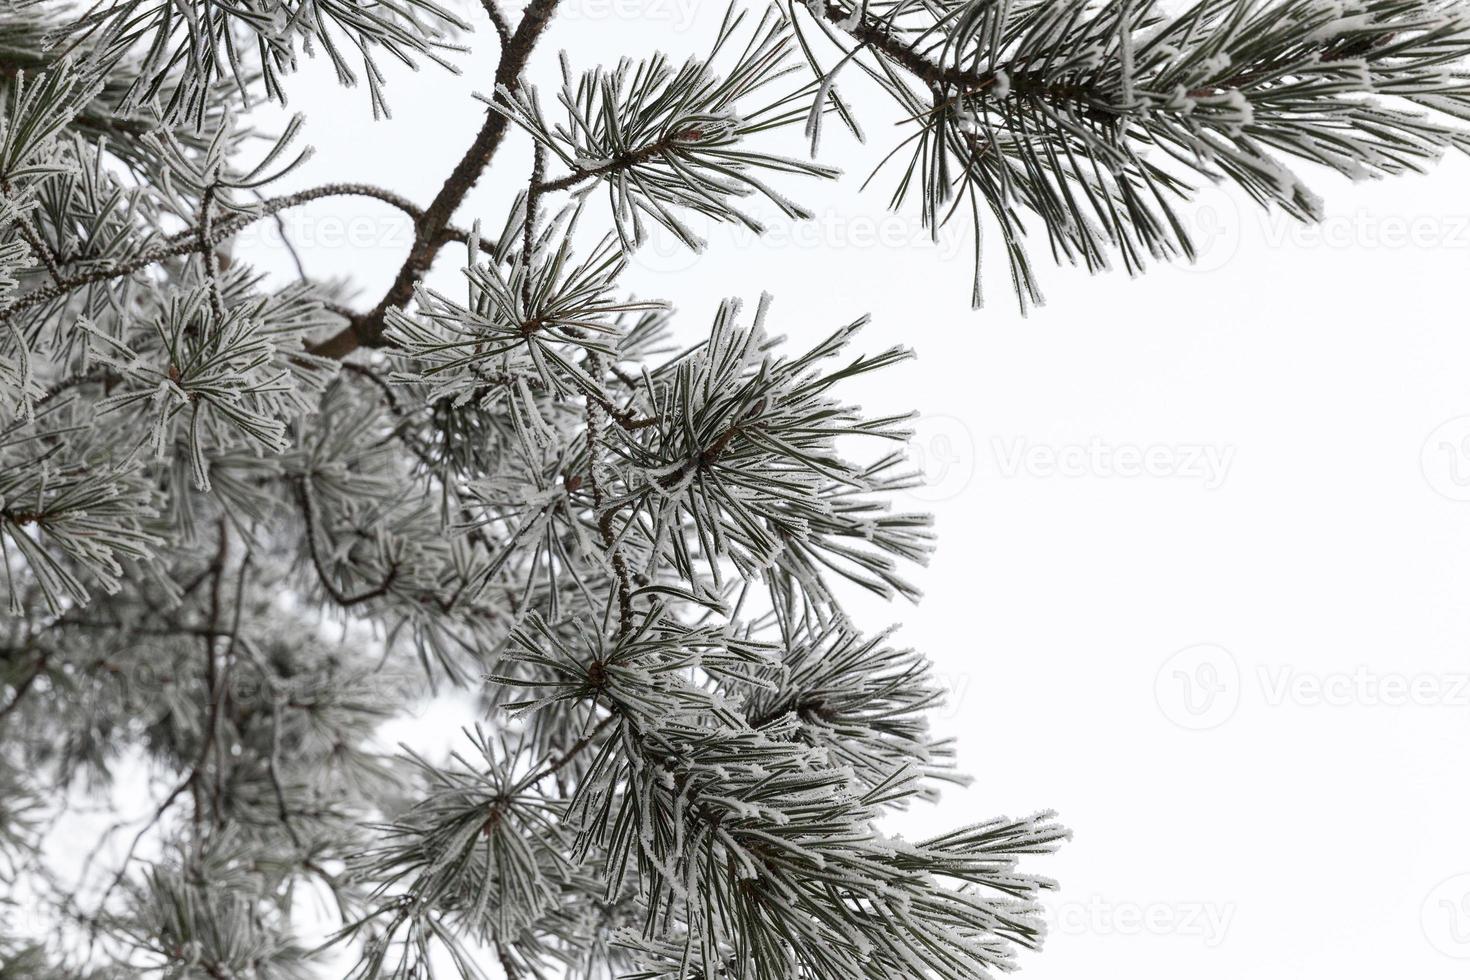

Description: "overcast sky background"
236 2 1470 976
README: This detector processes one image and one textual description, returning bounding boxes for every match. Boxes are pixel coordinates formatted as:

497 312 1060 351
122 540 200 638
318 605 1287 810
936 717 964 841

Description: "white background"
240 2 1470 976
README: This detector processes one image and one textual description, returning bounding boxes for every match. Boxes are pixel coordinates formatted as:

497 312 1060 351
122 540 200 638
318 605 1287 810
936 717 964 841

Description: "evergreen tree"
1 0 1467 976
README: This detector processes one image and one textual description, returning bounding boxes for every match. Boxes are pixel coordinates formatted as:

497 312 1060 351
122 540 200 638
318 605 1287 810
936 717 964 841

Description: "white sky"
238 3 1470 977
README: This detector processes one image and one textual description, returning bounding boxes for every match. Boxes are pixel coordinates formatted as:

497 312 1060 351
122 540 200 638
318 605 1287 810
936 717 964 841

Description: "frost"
989 68 1011 101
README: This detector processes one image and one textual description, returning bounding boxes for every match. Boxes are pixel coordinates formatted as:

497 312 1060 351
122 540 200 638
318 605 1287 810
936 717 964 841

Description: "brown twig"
199 183 225 320
521 142 546 311
0 184 487 325
294 477 401 608
91 526 232 914
308 0 564 359
534 130 691 194
0 651 48 724
583 355 635 635
12 202 64 285
525 712 617 789
818 2 1122 118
